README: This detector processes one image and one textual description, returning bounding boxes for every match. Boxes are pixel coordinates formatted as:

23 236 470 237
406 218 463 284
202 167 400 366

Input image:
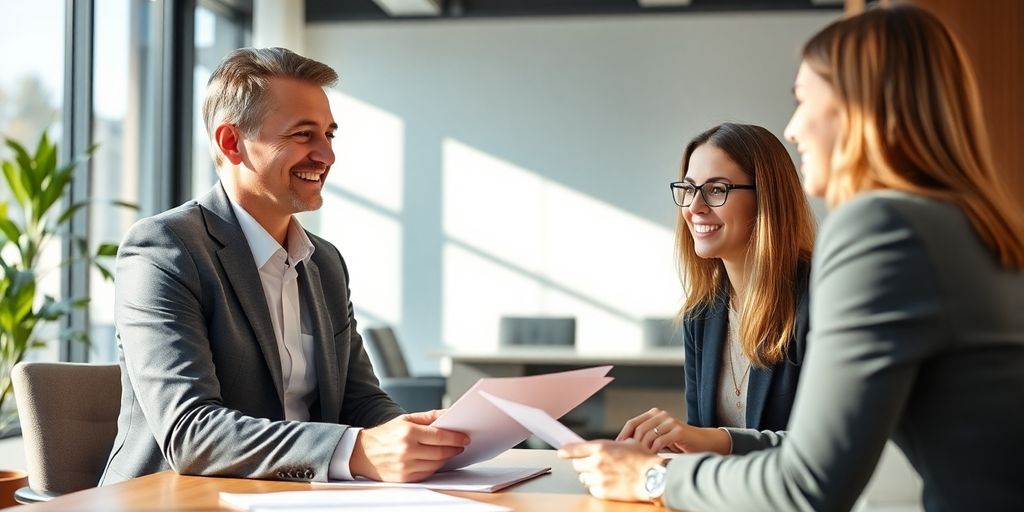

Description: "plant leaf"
74 236 89 257
0 218 20 249
38 163 74 223
59 328 90 346
111 200 139 210
36 296 88 321
56 200 89 226
94 262 114 281
6 138 39 200
95 243 119 257
7 269 36 324
1 161 29 208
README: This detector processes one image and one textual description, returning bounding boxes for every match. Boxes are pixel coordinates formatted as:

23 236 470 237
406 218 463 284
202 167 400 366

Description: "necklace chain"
727 306 752 407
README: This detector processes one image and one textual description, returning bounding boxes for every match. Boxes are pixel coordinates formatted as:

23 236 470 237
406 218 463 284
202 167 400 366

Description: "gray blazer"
101 183 404 485
664 191 1024 511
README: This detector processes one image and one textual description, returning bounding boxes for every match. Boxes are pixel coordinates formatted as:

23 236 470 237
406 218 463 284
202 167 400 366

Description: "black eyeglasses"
670 181 756 208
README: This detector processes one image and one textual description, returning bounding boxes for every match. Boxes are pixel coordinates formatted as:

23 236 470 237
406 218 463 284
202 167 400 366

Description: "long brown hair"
803 4 1024 268
676 123 815 367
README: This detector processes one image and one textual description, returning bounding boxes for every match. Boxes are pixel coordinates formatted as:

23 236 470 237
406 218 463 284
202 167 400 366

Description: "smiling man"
101 48 468 486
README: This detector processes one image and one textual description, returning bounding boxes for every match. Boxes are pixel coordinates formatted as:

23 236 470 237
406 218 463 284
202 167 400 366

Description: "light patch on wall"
315 196 403 326
442 139 545 272
326 90 405 213
442 244 548 351
442 138 678 352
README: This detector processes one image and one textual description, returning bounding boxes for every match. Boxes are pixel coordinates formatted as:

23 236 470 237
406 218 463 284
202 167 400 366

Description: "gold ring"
653 426 661 436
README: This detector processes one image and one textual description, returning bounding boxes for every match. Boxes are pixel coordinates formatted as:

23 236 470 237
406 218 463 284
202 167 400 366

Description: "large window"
191 1 251 200
88 0 165 362
0 0 66 364
3 0 251 365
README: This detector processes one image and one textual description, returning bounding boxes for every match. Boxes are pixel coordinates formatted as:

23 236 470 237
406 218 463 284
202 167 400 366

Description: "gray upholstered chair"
498 316 576 346
11 362 121 504
363 326 445 412
642 317 683 347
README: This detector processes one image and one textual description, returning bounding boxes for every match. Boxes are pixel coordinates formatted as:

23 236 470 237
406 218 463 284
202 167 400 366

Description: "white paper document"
433 365 613 470
312 465 550 493
479 391 584 449
220 488 509 512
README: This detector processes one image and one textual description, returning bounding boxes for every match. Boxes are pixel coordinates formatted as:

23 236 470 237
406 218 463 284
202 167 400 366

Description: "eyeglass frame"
669 181 756 208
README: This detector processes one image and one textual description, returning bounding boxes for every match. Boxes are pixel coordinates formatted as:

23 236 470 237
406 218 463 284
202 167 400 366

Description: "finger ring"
578 473 590 486
653 426 661 436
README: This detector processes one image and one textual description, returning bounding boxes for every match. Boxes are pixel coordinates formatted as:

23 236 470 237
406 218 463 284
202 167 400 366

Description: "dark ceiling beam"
306 0 842 23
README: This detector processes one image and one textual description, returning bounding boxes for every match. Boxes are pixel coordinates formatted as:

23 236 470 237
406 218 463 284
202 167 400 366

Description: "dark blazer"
682 264 810 431
664 191 1024 511
101 183 404 485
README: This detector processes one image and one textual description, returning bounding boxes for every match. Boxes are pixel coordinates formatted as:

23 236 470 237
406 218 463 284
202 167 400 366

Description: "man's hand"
349 409 469 482
558 440 664 502
617 407 731 454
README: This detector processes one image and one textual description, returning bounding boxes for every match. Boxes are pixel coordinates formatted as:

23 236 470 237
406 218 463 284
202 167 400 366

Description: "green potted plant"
0 131 133 435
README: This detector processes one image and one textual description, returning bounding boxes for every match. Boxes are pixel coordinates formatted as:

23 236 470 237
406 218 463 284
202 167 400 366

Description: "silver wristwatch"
643 459 668 507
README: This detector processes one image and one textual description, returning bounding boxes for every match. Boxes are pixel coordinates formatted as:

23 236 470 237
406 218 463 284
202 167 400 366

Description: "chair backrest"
642 317 683 347
12 362 121 495
363 327 411 378
498 316 576 346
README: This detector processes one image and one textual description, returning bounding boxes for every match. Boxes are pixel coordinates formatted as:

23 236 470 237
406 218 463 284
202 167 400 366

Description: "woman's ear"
214 123 245 165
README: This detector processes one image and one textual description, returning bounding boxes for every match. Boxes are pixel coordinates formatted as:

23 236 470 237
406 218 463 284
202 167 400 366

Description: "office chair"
11 362 121 504
642 317 683 347
362 326 445 412
498 316 576 346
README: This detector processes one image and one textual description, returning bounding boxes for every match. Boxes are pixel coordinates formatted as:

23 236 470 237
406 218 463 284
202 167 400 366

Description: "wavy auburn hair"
804 4 1024 268
677 123 814 367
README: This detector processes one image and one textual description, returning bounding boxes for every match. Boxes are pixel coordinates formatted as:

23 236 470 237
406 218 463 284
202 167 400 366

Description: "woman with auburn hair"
562 5 1024 511
615 123 815 454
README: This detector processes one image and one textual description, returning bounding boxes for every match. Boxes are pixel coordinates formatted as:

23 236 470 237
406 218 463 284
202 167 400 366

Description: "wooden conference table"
7 449 663 511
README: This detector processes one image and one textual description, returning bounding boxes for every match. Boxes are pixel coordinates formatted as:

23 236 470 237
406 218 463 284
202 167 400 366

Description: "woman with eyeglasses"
615 122 815 456
561 5 1024 510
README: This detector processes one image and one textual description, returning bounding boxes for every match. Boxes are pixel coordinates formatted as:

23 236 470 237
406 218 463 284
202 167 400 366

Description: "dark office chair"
363 326 445 412
11 362 121 504
498 316 576 347
642 317 683 347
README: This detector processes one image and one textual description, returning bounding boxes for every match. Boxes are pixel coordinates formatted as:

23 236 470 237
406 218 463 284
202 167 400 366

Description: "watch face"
645 463 667 498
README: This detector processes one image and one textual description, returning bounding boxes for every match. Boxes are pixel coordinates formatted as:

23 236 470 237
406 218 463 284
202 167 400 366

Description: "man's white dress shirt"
229 198 360 480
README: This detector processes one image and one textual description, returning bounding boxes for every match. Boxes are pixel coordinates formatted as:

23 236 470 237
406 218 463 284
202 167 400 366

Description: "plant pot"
0 469 28 507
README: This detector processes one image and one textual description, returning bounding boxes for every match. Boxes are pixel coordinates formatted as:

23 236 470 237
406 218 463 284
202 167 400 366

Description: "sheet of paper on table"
220 487 509 512
432 365 613 470
313 465 550 493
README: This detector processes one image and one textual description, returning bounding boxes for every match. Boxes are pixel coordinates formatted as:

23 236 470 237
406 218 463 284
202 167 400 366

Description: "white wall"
304 12 837 374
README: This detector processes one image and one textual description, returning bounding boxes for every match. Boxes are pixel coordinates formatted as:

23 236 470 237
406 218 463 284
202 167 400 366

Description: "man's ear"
214 123 245 165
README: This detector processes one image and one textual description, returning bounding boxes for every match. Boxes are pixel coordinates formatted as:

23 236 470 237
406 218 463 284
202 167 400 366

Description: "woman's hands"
617 408 732 455
558 440 665 502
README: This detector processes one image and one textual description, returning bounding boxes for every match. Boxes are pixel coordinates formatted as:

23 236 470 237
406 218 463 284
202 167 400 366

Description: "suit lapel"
700 297 728 426
200 184 285 405
298 256 341 423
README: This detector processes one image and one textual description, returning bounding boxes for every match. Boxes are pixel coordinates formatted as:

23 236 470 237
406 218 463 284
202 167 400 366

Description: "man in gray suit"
101 47 468 485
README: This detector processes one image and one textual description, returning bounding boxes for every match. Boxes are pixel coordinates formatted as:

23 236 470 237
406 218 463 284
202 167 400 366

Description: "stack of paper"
313 466 550 493
432 365 612 470
220 488 509 511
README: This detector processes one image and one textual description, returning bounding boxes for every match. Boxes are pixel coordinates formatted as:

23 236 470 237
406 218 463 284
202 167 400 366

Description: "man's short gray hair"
202 47 338 164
